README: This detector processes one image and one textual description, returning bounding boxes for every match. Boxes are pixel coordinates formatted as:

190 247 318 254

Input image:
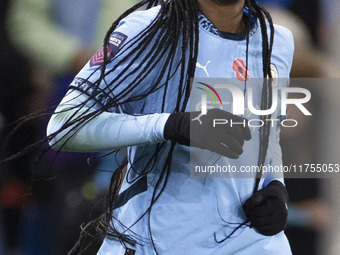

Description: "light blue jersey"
72 5 294 255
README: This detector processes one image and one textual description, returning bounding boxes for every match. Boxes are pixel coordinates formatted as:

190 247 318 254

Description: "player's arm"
47 89 170 152
242 123 288 236
47 90 251 158
47 7 251 156
242 105 288 236
242 24 294 236
46 8 171 152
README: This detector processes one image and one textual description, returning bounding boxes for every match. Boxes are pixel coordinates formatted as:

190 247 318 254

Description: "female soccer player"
47 0 294 254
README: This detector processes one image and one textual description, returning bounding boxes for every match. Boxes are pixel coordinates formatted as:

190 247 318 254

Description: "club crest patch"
124 248 136 255
270 63 279 87
232 59 250 82
90 32 128 67
270 63 278 79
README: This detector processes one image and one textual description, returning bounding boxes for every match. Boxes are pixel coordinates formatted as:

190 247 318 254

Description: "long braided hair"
2 0 275 254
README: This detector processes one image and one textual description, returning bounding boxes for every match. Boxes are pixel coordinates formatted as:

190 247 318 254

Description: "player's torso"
106 13 293 255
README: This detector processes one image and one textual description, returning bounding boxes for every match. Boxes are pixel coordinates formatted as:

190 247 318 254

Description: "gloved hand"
243 181 289 236
163 109 251 158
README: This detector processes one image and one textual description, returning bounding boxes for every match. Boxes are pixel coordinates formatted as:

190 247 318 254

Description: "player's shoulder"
266 23 295 77
117 6 161 30
272 23 294 51
111 6 161 43
273 24 294 41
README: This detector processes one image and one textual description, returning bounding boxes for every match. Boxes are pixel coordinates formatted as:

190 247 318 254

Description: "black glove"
243 181 289 236
163 109 251 159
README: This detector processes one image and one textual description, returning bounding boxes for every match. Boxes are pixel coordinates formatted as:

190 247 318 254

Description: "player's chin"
212 0 243 6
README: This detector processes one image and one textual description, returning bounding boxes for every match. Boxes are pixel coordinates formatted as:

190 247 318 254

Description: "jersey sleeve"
262 25 294 188
262 124 284 187
71 6 162 109
47 90 170 152
46 7 172 152
271 24 295 78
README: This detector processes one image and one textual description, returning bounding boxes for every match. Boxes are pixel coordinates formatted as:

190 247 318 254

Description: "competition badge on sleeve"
90 32 128 67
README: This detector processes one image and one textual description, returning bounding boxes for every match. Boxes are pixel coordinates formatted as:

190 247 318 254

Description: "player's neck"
197 0 245 34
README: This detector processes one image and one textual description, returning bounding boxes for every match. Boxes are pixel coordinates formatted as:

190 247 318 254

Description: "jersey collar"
198 8 258 41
